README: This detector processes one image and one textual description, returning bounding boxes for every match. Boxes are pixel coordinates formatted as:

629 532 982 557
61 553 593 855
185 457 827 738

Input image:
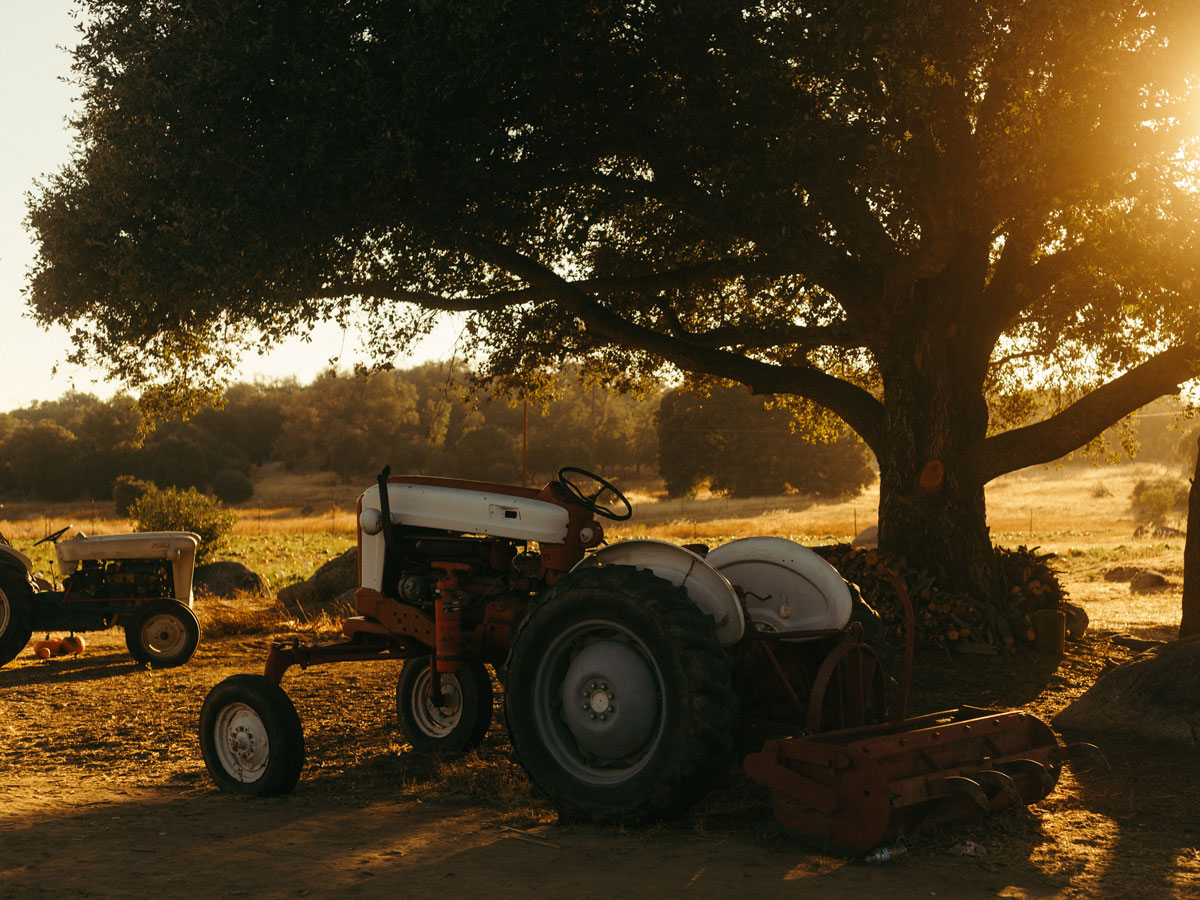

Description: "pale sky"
0 1 456 413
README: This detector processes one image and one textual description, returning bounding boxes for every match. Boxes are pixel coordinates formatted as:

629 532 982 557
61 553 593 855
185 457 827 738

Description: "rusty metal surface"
745 707 1067 853
262 633 426 684
744 736 892 850
805 640 886 732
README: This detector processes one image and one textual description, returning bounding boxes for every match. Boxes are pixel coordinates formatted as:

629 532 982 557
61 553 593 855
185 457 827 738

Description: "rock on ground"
1062 600 1089 640
1130 569 1169 592
193 561 269 597
1103 565 1140 582
277 547 357 618
1054 635 1200 745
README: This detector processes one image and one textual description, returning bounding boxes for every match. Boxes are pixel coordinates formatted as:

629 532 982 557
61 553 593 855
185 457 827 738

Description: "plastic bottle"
863 844 908 863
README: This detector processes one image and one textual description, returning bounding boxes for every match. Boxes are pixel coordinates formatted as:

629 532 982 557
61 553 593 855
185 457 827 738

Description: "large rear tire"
0 568 34 666
124 599 200 668
199 674 305 795
505 564 737 823
396 656 494 752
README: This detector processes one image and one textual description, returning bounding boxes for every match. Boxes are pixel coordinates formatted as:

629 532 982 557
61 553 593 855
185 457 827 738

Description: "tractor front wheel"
396 656 494 752
199 674 305 795
0 568 34 666
124 599 200 668
505 565 737 823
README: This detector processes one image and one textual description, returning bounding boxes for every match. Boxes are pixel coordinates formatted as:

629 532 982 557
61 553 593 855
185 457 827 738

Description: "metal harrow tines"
744 705 1105 853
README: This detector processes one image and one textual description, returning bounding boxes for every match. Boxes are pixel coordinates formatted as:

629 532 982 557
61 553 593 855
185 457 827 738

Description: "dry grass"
230 508 359 536
186 460 1197 656
609 460 1182 550
191 591 345 638
2 459 1178 549
236 465 357 509
3 460 1191 644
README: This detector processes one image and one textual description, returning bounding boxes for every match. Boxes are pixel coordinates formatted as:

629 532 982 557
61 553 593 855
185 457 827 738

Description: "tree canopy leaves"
24 1 1200 592
29 1 1200 456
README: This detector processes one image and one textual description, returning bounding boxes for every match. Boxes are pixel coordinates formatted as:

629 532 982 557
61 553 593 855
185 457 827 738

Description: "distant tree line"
657 384 874 499
0 363 875 505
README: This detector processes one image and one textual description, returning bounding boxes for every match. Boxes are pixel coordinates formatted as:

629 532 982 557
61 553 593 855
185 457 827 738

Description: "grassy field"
0 460 1190 639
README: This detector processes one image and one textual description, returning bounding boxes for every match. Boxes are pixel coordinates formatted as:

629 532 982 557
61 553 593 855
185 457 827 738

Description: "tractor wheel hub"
561 640 659 761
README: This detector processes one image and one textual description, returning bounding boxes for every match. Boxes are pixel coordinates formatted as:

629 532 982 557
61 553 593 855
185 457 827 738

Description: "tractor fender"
572 539 745 645
0 543 34 577
705 537 852 641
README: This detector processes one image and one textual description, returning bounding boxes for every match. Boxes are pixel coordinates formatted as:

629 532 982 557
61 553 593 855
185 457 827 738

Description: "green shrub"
212 469 254 504
1130 477 1189 524
112 475 155 516
129 486 236 564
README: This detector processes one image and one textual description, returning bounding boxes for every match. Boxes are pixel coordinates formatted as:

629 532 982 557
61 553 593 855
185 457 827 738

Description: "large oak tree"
27 1 1200 597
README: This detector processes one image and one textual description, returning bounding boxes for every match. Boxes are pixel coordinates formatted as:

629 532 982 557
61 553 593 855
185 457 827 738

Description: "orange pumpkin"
33 639 62 659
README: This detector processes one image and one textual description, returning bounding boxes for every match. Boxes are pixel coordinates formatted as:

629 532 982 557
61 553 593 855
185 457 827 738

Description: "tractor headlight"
359 508 385 535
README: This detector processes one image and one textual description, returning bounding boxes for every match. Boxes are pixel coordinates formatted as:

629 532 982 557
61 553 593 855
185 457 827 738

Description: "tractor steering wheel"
556 467 633 521
33 524 73 546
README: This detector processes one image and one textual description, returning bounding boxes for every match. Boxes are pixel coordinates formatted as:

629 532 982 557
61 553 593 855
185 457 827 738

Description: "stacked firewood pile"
816 544 1071 655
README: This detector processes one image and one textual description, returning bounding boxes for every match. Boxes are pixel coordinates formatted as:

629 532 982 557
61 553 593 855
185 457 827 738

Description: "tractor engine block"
64 558 172 600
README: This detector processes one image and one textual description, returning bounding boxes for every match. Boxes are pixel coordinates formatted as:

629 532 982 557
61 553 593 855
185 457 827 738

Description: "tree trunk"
875 300 999 598
877 437 999 598
1181 436 1200 638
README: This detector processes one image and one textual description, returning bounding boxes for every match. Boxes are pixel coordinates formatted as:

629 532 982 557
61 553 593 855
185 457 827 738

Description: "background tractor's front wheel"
0 568 34 666
124 599 200 668
199 674 305 795
396 656 494 752
505 565 737 823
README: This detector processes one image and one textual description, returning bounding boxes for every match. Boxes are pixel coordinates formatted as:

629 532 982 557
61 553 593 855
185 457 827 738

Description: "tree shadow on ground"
1046 733 1200 899
0 651 139 686
0 771 1083 900
904 645 1065 713
1116 621 1177 643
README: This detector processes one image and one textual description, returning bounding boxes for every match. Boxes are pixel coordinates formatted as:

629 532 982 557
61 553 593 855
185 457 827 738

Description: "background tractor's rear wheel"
505 565 737 823
0 568 34 666
199 674 305 795
396 656 494 752
124 599 200 668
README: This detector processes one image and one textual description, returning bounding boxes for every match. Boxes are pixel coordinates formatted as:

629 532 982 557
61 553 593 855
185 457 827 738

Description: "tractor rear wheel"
0 568 34 666
505 564 737 823
199 674 305 795
124 599 200 668
396 656 494 752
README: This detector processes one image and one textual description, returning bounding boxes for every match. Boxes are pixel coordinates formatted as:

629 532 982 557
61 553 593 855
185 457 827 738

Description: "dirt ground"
1 604 1196 900
4 460 1200 900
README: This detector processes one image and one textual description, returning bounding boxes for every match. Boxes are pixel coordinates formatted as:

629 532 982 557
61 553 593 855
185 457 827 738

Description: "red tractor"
199 467 1097 851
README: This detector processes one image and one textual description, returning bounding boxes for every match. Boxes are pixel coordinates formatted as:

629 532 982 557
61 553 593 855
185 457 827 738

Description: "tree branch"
460 236 887 450
979 234 1092 345
315 255 794 311
969 342 1200 482
687 321 863 351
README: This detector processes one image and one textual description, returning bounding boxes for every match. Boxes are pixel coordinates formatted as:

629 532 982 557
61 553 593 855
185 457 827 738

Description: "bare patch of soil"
1 599 1198 899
